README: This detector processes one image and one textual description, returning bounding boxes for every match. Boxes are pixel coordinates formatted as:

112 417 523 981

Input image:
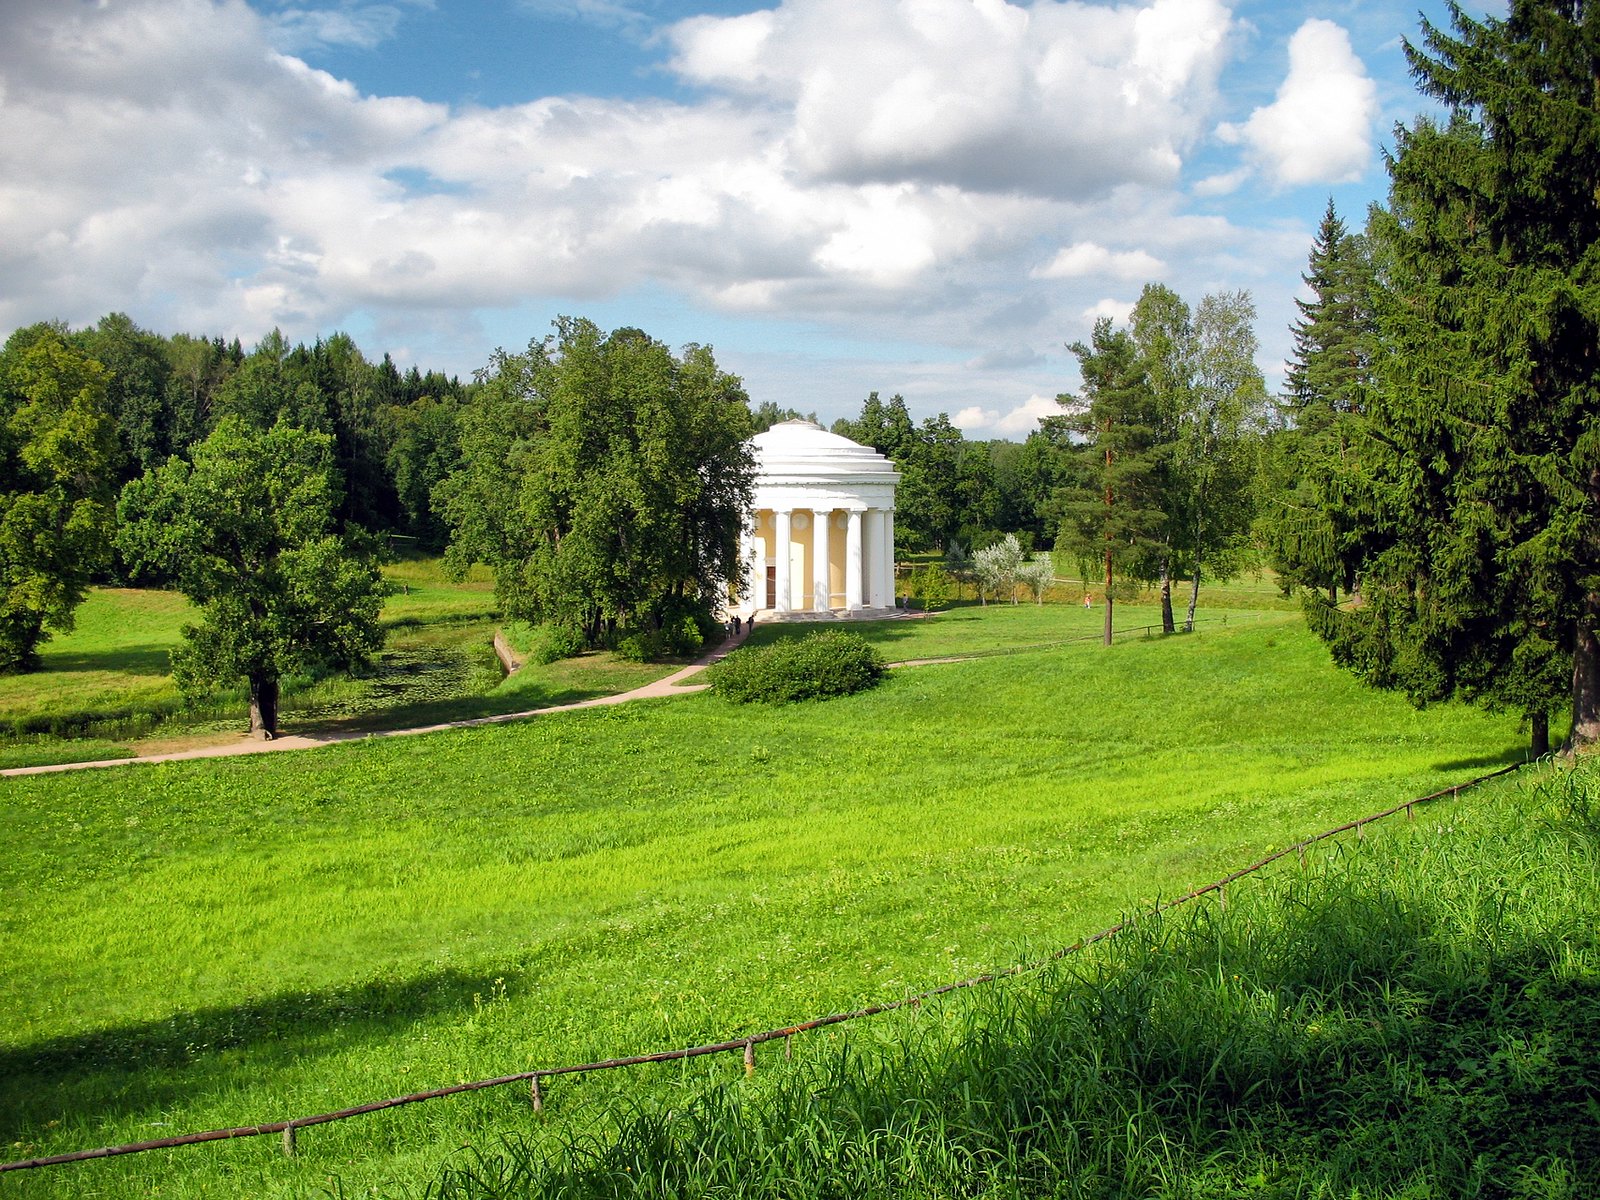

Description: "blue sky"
1 0 1494 434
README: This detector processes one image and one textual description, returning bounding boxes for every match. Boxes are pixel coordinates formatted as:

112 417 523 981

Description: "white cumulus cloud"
668 0 1236 200
951 394 1064 437
996 393 1066 434
1033 242 1165 281
1218 19 1378 187
952 405 998 431
0 0 1332 417
1082 298 1136 325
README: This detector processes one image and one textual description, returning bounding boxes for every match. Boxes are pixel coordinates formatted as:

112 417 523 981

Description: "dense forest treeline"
3 314 474 553
1 312 1182 588
0 292 1287 682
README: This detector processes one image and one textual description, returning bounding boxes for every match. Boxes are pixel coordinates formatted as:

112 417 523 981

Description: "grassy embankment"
0 566 1293 770
0 605 1533 1198
430 766 1600 1198
0 557 681 770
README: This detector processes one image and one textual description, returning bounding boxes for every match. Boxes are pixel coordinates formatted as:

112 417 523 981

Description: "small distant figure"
1083 593 1093 609
747 612 756 629
733 615 742 634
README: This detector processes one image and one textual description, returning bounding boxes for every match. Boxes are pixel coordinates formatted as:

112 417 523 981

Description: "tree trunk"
1103 547 1113 647
1104 443 1114 646
1159 559 1175 635
1530 711 1550 759
248 672 280 740
1567 595 1600 753
1185 560 1201 633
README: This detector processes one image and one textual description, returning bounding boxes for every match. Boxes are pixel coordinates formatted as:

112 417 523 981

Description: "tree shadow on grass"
0 963 518 1139
294 687 594 738
1430 745 1529 773
40 642 173 677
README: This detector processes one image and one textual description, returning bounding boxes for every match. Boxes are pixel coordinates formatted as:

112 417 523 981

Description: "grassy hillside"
0 615 1530 1197
0 564 1294 770
431 766 1600 1198
0 557 677 769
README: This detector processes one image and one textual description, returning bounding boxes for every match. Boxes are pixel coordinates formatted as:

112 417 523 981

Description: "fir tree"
1308 1 1600 756
1259 200 1377 605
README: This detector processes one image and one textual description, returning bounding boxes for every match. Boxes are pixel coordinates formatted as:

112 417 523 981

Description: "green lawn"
751 596 1283 664
0 558 683 768
0 564 1295 770
0 615 1529 1198
426 769 1600 1198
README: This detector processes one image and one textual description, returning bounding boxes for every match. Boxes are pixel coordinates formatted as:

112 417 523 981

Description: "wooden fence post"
743 1041 756 1077
282 1125 296 1157
530 1077 543 1113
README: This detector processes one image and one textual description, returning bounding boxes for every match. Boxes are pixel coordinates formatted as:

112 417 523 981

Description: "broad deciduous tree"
1130 284 1266 634
438 318 756 648
973 533 1027 605
0 325 120 672
117 419 387 737
1176 290 1267 630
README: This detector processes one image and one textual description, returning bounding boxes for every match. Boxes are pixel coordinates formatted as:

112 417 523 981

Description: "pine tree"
1308 1 1600 756
1053 319 1167 645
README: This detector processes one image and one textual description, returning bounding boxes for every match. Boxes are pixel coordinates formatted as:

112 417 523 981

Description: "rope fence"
0 759 1525 1175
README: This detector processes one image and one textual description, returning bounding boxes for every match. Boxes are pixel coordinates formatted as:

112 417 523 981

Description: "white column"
882 509 896 608
865 509 885 607
812 508 831 611
774 508 792 614
845 509 863 611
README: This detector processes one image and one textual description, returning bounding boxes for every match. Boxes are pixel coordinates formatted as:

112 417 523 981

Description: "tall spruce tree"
1308 1 1600 756
1259 201 1378 605
1054 319 1167 645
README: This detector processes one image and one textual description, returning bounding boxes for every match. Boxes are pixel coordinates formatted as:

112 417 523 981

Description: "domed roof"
750 419 900 484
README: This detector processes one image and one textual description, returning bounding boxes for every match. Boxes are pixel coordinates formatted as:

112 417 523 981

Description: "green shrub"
613 631 655 663
615 615 706 663
522 622 586 666
709 630 885 703
908 564 955 610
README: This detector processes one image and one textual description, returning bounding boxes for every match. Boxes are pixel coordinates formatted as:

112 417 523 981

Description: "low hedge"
709 629 885 704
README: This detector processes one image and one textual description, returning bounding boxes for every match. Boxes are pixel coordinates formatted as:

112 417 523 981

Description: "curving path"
1 624 756 779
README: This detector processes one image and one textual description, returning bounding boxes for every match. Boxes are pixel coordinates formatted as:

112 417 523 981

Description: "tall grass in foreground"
428 767 1600 1199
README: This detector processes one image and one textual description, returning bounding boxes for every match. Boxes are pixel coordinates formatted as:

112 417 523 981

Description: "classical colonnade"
741 504 896 615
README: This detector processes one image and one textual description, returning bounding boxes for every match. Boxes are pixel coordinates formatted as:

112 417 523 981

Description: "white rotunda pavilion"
737 420 900 619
